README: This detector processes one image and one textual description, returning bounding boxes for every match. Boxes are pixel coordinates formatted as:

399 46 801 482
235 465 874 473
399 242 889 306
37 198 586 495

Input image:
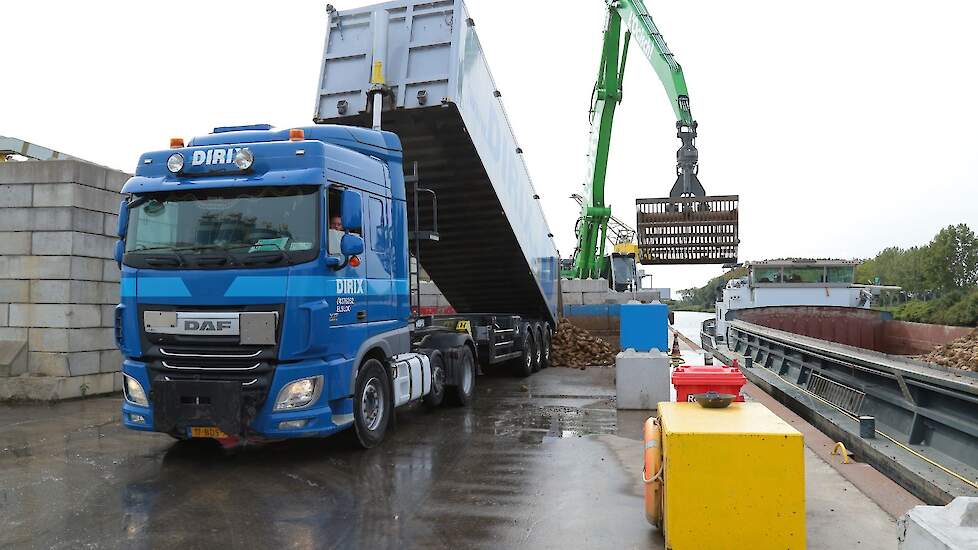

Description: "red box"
671 365 747 403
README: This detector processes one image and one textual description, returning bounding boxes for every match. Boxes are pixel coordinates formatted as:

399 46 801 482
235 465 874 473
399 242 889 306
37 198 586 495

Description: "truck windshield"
124 185 319 268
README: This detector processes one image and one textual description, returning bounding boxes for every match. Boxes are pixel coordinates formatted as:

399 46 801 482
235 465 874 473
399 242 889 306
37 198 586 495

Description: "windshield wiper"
131 245 222 267
145 256 183 267
171 244 241 267
229 242 294 266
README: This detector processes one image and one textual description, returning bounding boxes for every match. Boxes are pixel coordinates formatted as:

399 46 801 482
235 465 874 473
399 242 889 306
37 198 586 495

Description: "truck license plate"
189 426 229 439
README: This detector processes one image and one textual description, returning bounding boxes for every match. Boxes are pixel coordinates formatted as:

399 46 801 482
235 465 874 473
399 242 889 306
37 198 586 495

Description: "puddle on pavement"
495 403 617 444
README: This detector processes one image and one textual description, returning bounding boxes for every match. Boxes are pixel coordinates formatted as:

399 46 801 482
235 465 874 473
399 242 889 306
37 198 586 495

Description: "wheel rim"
432 364 444 397
525 340 533 370
461 356 473 393
543 335 551 362
535 338 542 365
361 377 385 431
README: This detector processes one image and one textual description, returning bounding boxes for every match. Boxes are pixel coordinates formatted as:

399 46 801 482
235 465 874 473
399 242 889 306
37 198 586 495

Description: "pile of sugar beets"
924 329 978 372
549 320 618 369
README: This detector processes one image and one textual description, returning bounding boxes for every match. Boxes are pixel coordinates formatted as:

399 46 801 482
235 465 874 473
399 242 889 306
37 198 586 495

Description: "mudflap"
440 345 474 385
151 380 243 436
416 328 479 382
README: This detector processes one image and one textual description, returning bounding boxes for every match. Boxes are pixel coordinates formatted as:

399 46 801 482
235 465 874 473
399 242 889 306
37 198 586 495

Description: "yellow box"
658 402 805 550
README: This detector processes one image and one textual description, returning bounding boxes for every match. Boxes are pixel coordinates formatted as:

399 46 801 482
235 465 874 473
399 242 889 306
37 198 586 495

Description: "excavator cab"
635 122 739 265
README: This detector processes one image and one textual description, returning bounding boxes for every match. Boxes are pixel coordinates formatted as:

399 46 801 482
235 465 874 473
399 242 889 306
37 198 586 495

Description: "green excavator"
566 0 740 281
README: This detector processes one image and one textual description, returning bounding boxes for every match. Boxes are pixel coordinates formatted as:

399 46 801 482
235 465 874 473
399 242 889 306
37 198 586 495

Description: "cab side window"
327 188 344 255
327 187 362 256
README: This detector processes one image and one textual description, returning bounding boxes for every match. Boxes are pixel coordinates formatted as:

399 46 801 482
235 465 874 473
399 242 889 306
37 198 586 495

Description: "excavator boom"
569 0 739 274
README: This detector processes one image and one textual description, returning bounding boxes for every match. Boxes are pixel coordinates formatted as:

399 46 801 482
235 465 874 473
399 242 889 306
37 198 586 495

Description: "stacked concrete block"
561 279 622 304
560 278 584 306
561 278 663 309
633 289 663 303
615 349 672 409
0 160 129 401
416 279 453 313
898 497 978 549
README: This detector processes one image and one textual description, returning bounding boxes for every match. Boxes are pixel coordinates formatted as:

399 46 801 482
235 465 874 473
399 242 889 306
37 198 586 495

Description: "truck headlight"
166 153 184 173
123 374 149 406
274 375 323 411
233 147 254 170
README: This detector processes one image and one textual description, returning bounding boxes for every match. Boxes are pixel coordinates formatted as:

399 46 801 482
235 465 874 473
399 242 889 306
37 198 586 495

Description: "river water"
671 310 713 344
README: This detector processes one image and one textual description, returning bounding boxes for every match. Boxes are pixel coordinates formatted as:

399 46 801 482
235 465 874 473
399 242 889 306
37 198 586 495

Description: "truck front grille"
138 304 284 413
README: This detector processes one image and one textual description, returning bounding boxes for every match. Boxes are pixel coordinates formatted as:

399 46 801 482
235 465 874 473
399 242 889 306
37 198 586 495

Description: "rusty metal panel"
635 195 739 265
881 321 973 355
733 306 973 356
735 306 886 351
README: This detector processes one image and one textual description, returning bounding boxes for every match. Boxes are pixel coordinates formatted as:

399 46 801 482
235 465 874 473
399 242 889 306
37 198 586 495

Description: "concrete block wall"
560 278 661 309
560 279 665 348
416 279 454 314
0 160 129 400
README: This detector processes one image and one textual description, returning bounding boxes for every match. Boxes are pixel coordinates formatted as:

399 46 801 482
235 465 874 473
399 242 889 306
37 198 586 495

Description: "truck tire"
446 346 476 407
532 324 545 372
423 350 446 409
513 330 537 377
539 325 552 369
352 359 391 449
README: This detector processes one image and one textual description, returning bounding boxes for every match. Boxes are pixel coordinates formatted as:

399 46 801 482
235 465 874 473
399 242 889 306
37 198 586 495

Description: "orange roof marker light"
170 138 185 149
289 128 305 142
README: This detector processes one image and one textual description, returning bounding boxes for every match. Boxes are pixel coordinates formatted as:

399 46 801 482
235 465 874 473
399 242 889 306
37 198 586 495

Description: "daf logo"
336 279 365 294
191 148 242 167
183 320 234 331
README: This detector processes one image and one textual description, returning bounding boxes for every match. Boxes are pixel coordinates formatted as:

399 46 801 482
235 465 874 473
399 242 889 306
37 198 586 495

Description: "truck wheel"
513 331 537 377
423 351 446 409
352 359 391 449
539 326 552 369
446 346 476 407
532 324 545 372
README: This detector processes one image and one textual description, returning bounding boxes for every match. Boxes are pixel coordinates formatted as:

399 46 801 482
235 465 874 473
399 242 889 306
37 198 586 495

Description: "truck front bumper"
121 359 355 440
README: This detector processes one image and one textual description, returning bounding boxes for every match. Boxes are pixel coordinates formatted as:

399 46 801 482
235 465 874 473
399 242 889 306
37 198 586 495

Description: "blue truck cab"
116 124 478 447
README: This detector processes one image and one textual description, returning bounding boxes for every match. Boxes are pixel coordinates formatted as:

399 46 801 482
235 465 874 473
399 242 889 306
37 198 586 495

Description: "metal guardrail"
727 320 978 482
806 372 865 416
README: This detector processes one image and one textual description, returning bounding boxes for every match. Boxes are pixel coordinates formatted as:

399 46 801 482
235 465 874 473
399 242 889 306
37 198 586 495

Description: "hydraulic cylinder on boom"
568 0 739 278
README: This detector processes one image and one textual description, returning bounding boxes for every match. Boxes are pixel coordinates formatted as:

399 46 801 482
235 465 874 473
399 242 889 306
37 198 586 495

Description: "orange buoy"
643 416 663 526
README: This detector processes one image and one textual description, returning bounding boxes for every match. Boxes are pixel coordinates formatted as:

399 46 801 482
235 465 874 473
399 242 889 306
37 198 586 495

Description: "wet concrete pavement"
2 368 659 550
1 312 911 549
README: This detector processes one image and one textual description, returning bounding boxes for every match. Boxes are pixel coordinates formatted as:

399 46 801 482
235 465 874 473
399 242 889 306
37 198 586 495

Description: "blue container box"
619 303 669 352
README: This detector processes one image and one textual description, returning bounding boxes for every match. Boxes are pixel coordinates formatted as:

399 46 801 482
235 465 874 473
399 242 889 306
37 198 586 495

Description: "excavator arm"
569 0 739 275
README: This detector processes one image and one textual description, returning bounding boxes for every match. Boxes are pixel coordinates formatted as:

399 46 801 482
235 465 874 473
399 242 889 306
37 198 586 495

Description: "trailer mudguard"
416 331 478 385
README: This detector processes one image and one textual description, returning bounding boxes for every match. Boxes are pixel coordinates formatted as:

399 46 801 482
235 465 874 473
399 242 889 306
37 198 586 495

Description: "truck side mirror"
117 200 129 238
114 240 125 268
341 190 362 232
340 233 364 256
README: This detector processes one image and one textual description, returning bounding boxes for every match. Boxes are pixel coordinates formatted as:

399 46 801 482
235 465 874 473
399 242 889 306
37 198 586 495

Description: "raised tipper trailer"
116 0 560 448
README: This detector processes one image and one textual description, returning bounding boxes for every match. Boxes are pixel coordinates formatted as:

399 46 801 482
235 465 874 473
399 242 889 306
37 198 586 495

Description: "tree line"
856 224 978 295
677 224 978 326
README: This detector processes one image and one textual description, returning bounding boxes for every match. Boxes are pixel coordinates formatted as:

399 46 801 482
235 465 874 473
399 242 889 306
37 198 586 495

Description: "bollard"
859 416 876 439
704 354 713 365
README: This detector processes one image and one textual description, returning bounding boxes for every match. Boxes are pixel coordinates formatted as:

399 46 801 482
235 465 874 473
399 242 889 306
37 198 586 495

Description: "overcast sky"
4 1 977 292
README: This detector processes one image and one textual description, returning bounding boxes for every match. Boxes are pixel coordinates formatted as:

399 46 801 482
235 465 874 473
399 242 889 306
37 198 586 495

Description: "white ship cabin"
712 259 872 344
